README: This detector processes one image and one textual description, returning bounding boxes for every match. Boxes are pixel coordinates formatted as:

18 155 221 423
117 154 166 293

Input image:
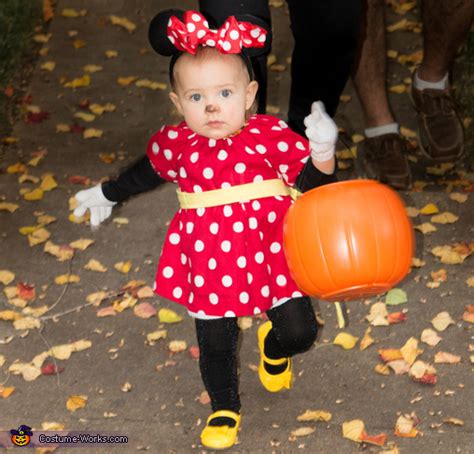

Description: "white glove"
304 101 338 162
73 184 116 227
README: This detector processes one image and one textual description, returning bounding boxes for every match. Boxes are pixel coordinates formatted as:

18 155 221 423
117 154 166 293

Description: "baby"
74 9 338 449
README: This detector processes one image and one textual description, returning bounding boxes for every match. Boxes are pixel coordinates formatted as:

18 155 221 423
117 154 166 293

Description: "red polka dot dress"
146 114 310 318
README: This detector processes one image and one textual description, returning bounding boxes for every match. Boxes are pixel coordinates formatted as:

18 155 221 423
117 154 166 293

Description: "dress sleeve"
146 124 185 183
260 116 311 186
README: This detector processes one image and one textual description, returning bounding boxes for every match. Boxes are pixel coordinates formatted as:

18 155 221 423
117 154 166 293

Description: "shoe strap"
207 410 241 425
264 356 289 366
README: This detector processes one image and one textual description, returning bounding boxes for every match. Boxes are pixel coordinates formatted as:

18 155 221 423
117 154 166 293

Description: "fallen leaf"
64 74 91 88
0 386 15 398
421 329 442 347
105 50 118 58
109 15 136 32
54 274 80 285
137 285 154 298
9 362 42 381
23 188 44 201
449 192 468 203
114 261 131 273
40 174 57 191
158 308 183 324
44 241 74 261
290 427 315 437
74 111 95 122
394 414 418 437
431 212 459 224
0 202 19 212
360 431 387 447
297 410 332 422
146 329 167 342
0 270 15 285
97 307 117 317
389 84 407 93
366 302 389 326
409 360 437 384
168 340 187 353
387 359 410 375
430 269 447 283
431 245 466 264
84 259 107 272
133 302 157 319
333 332 358 350
443 418 464 426
83 128 103 139
117 76 138 86
70 238 95 250
28 227 51 246
431 311 455 331
379 348 403 363
342 419 364 442
385 288 407 306
434 351 461 364
414 222 437 234
41 363 65 375
419 203 439 215
400 337 422 365
374 363 390 375
67 395 87 412
14 316 41 330
405 206 419 217
360 327 374 351
135 79 167 90
388 311 407 325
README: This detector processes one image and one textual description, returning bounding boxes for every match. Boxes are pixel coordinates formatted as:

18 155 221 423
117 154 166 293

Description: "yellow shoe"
200 410 241 450
258 321 292 392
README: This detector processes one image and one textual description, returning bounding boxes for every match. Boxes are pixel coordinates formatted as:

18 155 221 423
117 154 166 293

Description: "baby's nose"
205 104 219 113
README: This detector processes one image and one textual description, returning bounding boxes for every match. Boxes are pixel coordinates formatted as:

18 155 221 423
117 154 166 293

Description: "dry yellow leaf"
41 61 56 71
73 39 86 49
411 257 426 268
64 74 90 88
431 245 465 264
158 308 183 324
9 362 42 381
342 419 364 442
405 206 419 217
333 332 358 350
109 15 136 32
0 270 15 285
74 112 95 122
443 418 464 426
0 310 23 321
114 261 132 274
83 64 103 73
13 316 41 330
55 274 80 285
40 174 57 191
87 291 108 305
83 128 103 139
387 49 398 58
67 395 88 412
23 305 48 317
8 297 27 308
426 162 454 175
44 241 74 261
400 337 422 366
84 259 107 272
33 33 52 43
61 8 87 17
105 50 118 58
421 328 442 346
389 84 407 94
135 79 167 90
431 212 459 224
290 427 315 437
434 351 461 364
28 227 51 246
70 238 95 250
409 360 436 379
56 123 71 133
360 327 375 351
466 276 474 287
449 192 468 203
147 330 167 343
0 202 19 212
23 188 44 201
169 340 187 353
297 410 332 422
419 203 439 215
414 222 437 234
431 311 455 331
339 94 351 102
7 162 26 174
0 386 15 398
117 76 138 86
400 126 417 138
366 302 389 326
395 414 417 436
374 363 390 375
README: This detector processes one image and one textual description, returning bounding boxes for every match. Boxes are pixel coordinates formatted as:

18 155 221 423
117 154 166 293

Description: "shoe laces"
421 90 454 117
368 136 406 160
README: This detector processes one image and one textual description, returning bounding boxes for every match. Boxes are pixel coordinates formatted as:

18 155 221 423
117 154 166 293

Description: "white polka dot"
276 275 287 286
186 222 194 234
279 164 289 174
208 139 216 147
258 34 266 43
249 217 258 229
251 200 261 212
179 168 187 178
239 292 249 304
168 35 175 44
168 19 172 26
278 120 288 129
277 141 289 152
152 281 157 291
189 292 194 303
222 275 232 287
256 144 266 153
221 182 231 188
169 233 180 245
163 266 173 278
168 170 177 179
296 141 306 150
244 146 255 155
203 20 209 27
292 291 303 298
235 163 246 174
152 142 159 154
270 242 281 253
253 307 261 315
255 252 264 264
210 222 219 234
164 149 173 160
197 310 206 317
267 264 271 274
172 287 183 298
208 258 217 270
187 23 196 32
233 222 244 233
192 13 201 22
217 149 228 160
223 205 233 217
250 28 260 38
253 175 263 182
261 285 270 297
168 130 178 139
197 208 205 217
193 185 202 192
206 39 216 46
203 168 214 179
209 293 219 305
221 240 231 252
191 140 199 146
268 212 276 223
225 311 236 317
247 272 253 284
250 128 260 134
222 41 231 51
181 253 187 265
190 152 199 163
271 126 282 131
195 240 204 252
194 275 204 287
230 30 239 40
237 256 246 268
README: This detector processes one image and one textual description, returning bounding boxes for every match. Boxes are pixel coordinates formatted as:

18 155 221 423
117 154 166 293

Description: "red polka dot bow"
167 10 267 55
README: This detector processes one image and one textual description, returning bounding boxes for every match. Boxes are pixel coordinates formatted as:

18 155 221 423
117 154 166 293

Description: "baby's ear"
245 80 259 110
169 92 183 116
149 9 184 56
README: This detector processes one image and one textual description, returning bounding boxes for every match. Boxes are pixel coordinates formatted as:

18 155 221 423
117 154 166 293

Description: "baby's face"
170 53 258 139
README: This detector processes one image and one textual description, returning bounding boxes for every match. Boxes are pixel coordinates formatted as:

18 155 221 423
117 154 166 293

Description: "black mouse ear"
148 9 184 56
233 14 272 57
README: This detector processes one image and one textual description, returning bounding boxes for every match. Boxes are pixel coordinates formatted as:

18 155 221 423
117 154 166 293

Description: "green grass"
0 0 43 135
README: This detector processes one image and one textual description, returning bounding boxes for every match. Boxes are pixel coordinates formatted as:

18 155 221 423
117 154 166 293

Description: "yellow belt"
177 178 301 209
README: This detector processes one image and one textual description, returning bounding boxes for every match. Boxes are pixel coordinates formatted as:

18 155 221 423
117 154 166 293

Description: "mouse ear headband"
148 9 271 80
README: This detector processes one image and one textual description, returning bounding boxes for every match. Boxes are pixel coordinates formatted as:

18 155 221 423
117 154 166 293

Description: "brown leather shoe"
362 133 412 190
411 79 464 162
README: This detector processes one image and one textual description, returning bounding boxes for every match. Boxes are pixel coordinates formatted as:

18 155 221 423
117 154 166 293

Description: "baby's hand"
304 101 338 162
73 184 116 227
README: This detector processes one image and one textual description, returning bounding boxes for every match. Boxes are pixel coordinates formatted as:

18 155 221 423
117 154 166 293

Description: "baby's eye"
220 89 231 98
190 94 201 102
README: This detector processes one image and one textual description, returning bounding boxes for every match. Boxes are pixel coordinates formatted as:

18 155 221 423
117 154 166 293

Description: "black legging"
195 296 318 412
198 0 361 134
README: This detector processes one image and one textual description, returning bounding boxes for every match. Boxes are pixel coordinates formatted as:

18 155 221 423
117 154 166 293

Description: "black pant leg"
198 0 271 112
265 297 318 359
286 0 362 134
195 317 241 412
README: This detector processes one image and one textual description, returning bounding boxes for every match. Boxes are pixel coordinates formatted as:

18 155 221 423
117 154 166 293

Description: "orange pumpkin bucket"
283 179 414 301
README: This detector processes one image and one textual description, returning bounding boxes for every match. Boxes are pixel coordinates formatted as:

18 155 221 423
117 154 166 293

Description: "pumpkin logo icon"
10 425 33 447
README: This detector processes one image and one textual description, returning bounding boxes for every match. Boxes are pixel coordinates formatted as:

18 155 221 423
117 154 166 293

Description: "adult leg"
198 0 271 113
411 0 474 161
195 317 240 423
286 0 361 135
352 0 411 189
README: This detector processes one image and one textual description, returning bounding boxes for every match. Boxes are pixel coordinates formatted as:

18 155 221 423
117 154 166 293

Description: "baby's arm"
74 156 166 227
